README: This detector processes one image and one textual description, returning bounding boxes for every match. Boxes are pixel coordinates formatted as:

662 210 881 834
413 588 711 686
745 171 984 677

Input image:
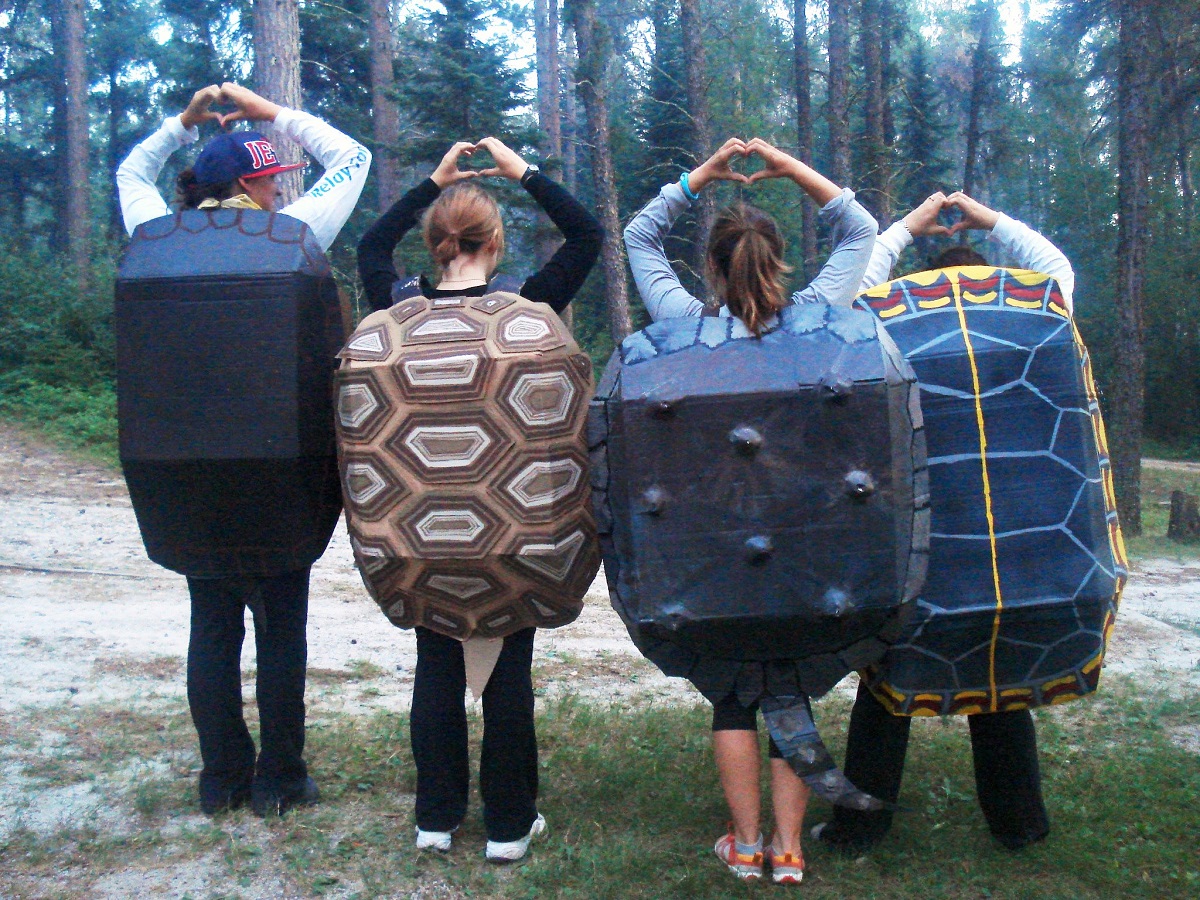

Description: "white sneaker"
485 813 546 863
415 825 455 852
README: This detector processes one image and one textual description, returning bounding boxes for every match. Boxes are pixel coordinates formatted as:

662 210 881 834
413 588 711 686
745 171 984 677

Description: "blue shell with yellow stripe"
855 266 1126 716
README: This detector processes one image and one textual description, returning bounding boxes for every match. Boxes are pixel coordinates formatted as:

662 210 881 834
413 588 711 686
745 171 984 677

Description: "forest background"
3 0 1198 535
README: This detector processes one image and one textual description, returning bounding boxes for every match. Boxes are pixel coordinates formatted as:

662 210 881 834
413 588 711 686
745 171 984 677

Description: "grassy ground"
1 675 1196 899
1128 462 1200 562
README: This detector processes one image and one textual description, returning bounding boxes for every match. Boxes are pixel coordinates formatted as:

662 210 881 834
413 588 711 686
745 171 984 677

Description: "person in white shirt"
117 83 370 251
115 84 370 818
813 190 1067 854
860 190 1075 310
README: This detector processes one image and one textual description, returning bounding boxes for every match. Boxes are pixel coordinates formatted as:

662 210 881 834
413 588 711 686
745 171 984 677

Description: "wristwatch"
520 165 540 186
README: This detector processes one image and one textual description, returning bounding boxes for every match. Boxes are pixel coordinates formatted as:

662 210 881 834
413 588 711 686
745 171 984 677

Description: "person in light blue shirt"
623 136 878 885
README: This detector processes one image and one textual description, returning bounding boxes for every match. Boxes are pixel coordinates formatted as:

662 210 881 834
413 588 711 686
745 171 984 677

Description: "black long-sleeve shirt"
356 173 602 312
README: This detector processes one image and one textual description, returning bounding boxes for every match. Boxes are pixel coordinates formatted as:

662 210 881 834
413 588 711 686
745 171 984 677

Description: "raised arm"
472 137 601 311
858 192 951 292
625 138 751 320
947 192 1076 312
219 83 371 252
735 138 878 306
116 86 223 234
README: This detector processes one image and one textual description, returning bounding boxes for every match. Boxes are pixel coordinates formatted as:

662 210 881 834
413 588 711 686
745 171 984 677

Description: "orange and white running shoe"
713 831 764 881
766 842 805 885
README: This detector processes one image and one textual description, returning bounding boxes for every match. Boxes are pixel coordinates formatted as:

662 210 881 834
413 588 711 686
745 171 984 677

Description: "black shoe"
992 826 1049 851
250 775 320 818
198 773 252 815
810 821 885 854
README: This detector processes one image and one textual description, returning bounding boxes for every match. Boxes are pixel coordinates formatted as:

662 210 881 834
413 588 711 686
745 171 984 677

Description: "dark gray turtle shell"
590 302 929 704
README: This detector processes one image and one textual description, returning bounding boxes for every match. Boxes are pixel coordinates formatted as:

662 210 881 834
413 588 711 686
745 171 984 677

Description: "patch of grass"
0 379 118 465
1126 463 1200 562
90 654 183 681
2 676 1197 898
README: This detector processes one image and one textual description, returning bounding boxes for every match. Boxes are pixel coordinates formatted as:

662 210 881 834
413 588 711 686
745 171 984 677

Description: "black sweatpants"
185 569 310 795
829 681 1049 849
410 627 539 842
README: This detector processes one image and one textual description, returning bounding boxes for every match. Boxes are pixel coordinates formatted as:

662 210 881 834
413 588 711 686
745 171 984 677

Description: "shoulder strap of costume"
487 273 524 295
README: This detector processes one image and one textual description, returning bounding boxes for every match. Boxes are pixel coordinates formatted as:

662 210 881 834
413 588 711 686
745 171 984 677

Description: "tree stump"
1168 491 1200 542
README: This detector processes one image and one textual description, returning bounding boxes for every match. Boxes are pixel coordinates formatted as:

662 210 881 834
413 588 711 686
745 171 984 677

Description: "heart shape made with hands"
701 138 802 187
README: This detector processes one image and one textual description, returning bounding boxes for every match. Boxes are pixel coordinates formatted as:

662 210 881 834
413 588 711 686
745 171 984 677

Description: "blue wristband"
679 171 700 202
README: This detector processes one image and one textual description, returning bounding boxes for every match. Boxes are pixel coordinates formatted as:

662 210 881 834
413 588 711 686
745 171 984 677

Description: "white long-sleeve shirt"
859 215 1076 313
116 109 371 252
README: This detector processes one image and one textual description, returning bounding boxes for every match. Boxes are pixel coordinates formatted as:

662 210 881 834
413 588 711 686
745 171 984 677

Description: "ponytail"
707 203 791 336
175 168 239 209
422 183 505 271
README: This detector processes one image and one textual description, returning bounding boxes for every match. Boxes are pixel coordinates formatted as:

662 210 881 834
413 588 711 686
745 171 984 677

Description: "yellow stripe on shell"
950 272 1006 713
879 304 908 319
1004 297 1042 309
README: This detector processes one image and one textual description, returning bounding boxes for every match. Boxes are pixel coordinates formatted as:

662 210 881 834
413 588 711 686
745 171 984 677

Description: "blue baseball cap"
193 130 306 184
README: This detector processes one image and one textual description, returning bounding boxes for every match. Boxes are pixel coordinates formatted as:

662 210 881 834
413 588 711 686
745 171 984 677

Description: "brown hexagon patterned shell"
335 292 600 640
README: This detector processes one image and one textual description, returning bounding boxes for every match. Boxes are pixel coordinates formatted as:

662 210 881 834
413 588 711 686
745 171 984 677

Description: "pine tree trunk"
535 0 571 329
679 0 714 291
562 26 580 195
962 2 996 200
368 0 402 211
1111 0 1152 535
253 0 303 204
568 0 632 343
827 0 851 187
793 0 818 280
861 0 890 226
57 0 90 292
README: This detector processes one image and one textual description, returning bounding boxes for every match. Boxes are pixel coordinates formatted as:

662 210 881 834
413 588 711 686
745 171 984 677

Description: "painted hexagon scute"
338 322 392 361
503 520 600 595
391 346 491 403
386 411 512 484
377 586 420 628
492 448 590 523
495 307 567 353
414 564 509 610
334 369 390 442
519 590 582 628
422 605 471 637
473 603 535 638
496 359 587 438
404 310 486 344
348 532 405 591
339 452 408 521
398 494 506 559
471 293 517 316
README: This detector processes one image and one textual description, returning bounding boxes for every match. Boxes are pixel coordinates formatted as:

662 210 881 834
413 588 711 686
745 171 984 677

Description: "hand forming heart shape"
904 191 1001 238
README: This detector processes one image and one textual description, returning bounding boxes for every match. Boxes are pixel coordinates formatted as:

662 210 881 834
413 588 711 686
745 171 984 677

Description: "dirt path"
0 423 1197 857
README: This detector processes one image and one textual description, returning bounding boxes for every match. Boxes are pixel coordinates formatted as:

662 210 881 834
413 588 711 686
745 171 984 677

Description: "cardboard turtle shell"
115 209 344 577
856 266 1127 715
336 292 599 640
589 302 930 703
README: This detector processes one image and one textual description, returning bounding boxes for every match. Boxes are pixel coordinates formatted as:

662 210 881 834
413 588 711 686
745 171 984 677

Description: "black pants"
186 569 310 794
710 693 783 759
410 627 538 842
829 682 1049 849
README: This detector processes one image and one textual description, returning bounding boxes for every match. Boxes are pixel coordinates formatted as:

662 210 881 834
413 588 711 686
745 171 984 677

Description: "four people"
115 80 1076 876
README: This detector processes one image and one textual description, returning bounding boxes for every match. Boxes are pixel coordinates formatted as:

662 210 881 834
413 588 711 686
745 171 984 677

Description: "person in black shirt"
355 138 601 862
357 137 601 311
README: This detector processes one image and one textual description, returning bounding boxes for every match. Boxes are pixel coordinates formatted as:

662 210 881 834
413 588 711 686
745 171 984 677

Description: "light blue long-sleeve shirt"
623 182 878 333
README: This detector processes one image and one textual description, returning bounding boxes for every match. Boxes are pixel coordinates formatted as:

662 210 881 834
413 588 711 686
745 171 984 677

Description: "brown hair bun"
422 183 506 271
707 202 792 336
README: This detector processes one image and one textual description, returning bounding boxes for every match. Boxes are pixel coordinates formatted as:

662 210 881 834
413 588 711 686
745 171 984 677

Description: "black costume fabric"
855 267 1126 715
115 210 344 577
590 302 929 805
